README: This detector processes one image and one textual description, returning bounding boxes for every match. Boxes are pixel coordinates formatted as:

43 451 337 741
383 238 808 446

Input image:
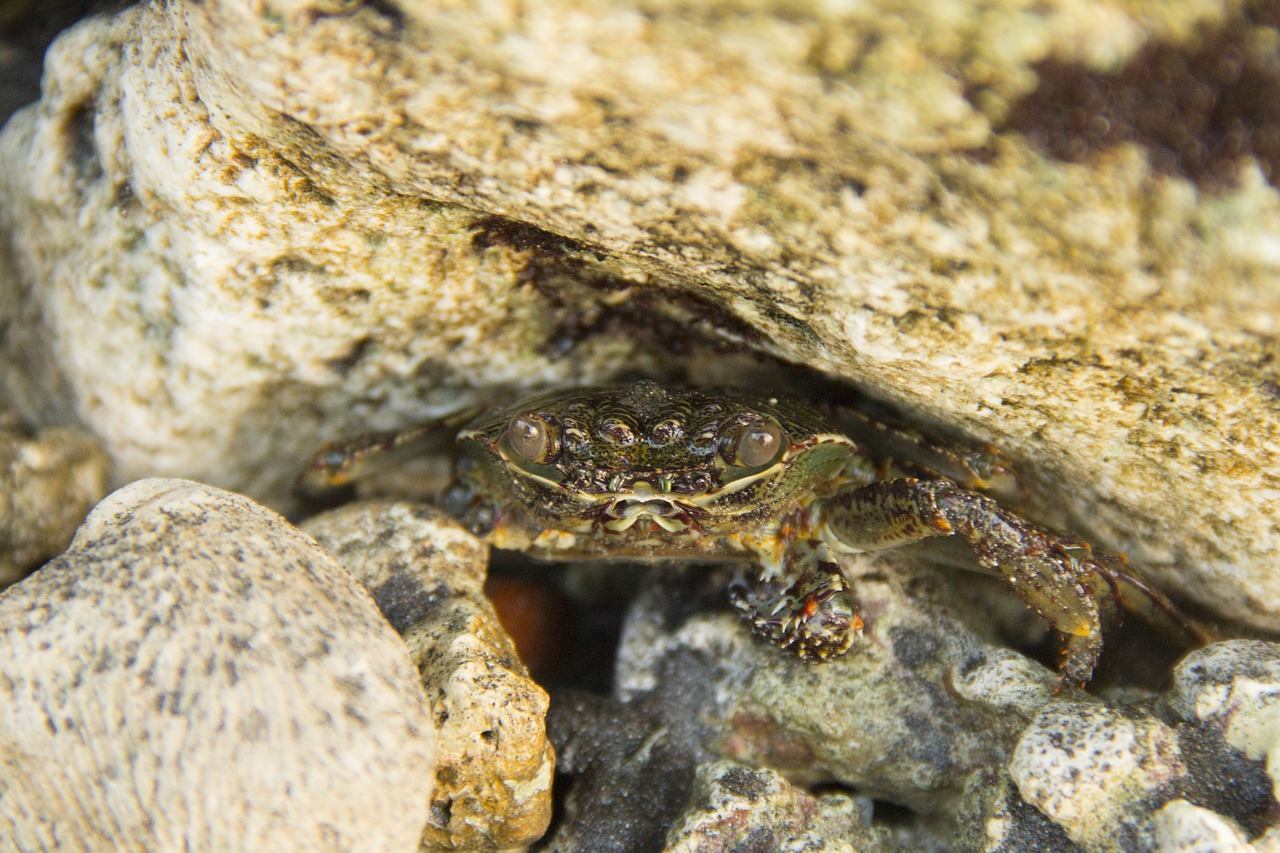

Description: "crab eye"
507 413 559 464
722 417 787 467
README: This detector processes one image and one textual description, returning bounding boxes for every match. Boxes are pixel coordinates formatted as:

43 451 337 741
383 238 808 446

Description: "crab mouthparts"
601 483 693 533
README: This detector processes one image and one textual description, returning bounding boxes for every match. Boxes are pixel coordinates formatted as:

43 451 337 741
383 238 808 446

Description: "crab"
301 380 1202 685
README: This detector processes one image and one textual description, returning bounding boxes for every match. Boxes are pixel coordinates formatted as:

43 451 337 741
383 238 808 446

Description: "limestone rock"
664 761 887 853
302 500 554 851
1010 703 1187 851
0 0 1275 636
0 478 436 851
0 414 108 582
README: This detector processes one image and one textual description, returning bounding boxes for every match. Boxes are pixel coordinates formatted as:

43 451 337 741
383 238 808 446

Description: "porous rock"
613 556 1060 816
302 500 554 851
0 0 1276 637
0 413 108 582
1164 640 1280 807
0 478 436 852
664 760 887 853
1009 703 1187 851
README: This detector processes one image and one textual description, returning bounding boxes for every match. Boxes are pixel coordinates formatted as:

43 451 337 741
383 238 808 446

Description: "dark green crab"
302 380 1201 685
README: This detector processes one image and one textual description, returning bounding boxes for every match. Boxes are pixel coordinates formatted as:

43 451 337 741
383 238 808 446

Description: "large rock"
0 0 1276 633
0 479 436 851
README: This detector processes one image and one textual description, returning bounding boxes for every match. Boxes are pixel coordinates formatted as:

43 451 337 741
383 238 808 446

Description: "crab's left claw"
731 539 864 661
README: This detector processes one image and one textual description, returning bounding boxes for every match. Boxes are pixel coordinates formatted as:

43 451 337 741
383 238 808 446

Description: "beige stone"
1011 702 1187 850
303 501 554 851
0 0 1276 634
0 479 436 851
0 414 108 581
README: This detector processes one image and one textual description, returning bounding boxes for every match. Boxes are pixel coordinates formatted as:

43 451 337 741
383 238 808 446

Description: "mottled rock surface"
665 761 887 853
303 500 554 851
1164 641 1280 805
612 557 1060 814
0 479 436 851
0 0 1276 636
0 413 107 582
564 555 1280 851
1010 703 1188 850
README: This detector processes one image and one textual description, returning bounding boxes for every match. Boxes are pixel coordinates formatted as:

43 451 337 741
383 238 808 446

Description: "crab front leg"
730 538 864 661
815 478 1131 686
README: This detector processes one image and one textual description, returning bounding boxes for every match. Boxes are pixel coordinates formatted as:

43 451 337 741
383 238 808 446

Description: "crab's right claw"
731 539 863 662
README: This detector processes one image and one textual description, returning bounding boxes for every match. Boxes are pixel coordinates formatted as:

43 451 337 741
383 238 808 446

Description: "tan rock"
0 414 108 582
303 500 554 851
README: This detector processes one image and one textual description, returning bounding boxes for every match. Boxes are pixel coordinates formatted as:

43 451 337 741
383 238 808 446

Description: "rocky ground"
1 0 1279 850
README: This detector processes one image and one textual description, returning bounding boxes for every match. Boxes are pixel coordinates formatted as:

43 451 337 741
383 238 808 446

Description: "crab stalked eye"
722 417 787 467
507 413 560 463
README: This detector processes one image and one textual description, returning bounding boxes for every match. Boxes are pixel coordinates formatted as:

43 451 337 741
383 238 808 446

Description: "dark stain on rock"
325 335 372 376
469 214 765 360
714 763 772 802
1175 720 1279 835
888 626 944 671
989 2 1280 189
369 569 445 635
470 215 601 260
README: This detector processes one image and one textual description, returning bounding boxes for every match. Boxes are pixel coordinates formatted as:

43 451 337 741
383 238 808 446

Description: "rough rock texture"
1010 703 1188 851
302 500 554 852
612 557 1060 815
664 761 888 853
955 767 1084 852
0 478 436 852
574 557 1280 850
1164 641 1280 804
0 413 108 582
545 684 721 852
0 0 1277 635
544 554 1062 849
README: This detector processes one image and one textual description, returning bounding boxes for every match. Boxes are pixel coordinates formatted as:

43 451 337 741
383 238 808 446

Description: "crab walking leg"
731 539 864 661
297 406 482 493
816 478 1116 685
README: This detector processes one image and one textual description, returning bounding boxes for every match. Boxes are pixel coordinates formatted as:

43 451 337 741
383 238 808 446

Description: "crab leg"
815 478 1194 685
297 405 482 494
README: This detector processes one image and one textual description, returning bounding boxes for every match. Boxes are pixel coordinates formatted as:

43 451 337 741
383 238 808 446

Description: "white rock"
1167 641 1280 801
1154 800 1253 853
0 479 436 852
1010 702 1186 851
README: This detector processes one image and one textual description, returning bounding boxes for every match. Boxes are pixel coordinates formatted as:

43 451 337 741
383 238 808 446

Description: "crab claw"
730 540 863 661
